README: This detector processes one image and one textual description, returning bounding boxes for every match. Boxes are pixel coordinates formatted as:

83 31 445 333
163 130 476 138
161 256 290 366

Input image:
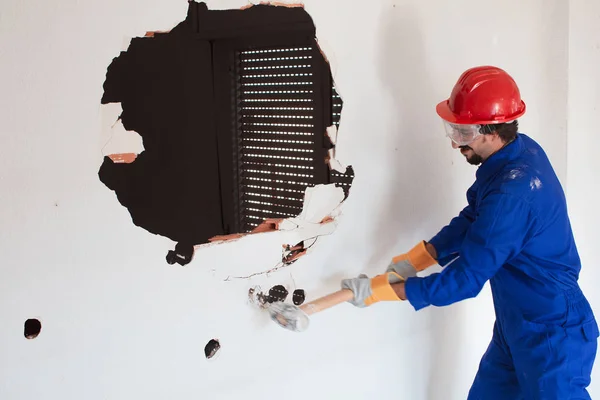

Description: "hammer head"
267 302 310 332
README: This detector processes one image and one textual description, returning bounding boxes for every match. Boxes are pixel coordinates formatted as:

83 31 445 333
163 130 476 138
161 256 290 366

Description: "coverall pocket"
581 319 599 342
508 317 598 398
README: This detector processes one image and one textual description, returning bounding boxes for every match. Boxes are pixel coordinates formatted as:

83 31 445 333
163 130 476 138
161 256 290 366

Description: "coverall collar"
476 133 523 184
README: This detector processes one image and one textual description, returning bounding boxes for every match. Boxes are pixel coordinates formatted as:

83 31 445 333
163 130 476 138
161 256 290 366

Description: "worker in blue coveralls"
341 66 599 398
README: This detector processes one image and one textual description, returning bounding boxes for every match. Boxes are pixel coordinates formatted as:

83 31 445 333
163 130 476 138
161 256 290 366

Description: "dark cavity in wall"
24 319 41 339
98 1 354 265
205 339 220 359
267 285 288 303
282 241 307 265
293 289 305 305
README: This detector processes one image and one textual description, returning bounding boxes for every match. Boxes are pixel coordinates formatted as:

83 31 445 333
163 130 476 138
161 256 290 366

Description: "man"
342 66 598 398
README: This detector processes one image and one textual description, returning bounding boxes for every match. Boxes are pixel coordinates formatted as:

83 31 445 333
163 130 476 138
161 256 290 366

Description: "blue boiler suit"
404 133 598 398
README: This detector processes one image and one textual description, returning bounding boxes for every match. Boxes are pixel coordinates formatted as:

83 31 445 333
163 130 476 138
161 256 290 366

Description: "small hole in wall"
24 319 41 339
205 339 220 359
293 289 305 305
267 285 288 303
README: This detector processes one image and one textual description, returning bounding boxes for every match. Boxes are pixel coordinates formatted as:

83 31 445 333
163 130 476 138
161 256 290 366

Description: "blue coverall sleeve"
405 192 535 311
428 204 476 265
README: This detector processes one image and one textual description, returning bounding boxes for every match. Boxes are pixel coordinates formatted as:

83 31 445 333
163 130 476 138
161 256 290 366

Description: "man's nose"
451 140 459 149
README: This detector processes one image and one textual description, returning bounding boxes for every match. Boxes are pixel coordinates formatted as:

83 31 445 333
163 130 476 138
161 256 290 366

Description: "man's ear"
482 131 500 143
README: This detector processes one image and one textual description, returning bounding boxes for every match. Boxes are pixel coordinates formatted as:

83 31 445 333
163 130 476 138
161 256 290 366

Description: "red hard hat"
436 66 526 125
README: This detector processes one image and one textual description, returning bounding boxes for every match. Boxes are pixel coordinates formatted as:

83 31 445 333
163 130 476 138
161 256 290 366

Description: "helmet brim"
436 99 526 125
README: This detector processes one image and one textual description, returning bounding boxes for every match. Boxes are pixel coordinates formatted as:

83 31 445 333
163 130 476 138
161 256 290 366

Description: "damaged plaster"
247 284 306 314
99 1 354 265
100 103 144 164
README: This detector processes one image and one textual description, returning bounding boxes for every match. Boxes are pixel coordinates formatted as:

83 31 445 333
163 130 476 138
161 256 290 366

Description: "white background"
0 0 598 398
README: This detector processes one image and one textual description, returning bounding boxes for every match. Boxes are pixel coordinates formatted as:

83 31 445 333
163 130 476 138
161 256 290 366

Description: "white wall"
0 0 594 398
568 0 600 392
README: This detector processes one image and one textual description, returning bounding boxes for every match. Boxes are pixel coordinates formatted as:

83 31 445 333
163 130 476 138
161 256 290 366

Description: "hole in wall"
24 319 41 339
205 339 220 359
282 241 307 265
267 285 288 303
98 1 354 265
165 242 194 266
292 289 305 305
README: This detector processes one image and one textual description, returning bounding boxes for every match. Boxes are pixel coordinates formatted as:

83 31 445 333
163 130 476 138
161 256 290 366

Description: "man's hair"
480 120 519 143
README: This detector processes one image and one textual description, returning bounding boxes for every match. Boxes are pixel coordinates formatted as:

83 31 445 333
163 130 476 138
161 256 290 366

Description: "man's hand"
392 282 407 300
387 241 438 278
340 274 372 307
341 242 437 308
341 271 405 307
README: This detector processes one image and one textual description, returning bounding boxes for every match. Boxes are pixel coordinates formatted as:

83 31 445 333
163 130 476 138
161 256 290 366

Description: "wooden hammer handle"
298 282 404 316
299 288 354 316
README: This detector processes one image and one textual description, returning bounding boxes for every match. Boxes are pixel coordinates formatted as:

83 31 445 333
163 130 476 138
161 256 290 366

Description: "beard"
459 146 483 165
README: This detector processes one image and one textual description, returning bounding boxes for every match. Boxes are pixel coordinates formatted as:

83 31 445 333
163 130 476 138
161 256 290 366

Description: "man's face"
445 122 507 165
458 144 484 165
451 135 485 165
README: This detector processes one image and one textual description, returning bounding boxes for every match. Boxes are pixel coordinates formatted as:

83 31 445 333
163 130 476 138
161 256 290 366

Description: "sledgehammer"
267 282 404 332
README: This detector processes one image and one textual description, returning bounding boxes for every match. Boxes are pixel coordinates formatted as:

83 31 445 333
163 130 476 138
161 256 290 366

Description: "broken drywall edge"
240 2 305 10
108 153 139 164
326 124 338 146
325 124 348 173
120 37 133 53
100 103 144 163
296 184 344 223
204 218 283 244
281 235 320 264
200 183 344 249
196 213 337 252
327 156 346 173
316 38 329 64
219 219 337 280
200 208 340 280
222 217 338 277
99 102 122 147
282 242 306 264
144 30 171 37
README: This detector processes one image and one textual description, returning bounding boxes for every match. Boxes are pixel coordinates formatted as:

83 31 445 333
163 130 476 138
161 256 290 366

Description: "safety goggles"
443 121 482 146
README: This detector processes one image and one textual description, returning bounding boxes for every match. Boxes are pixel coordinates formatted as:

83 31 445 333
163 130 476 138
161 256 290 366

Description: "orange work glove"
341 271 404 307
387 241 437 279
